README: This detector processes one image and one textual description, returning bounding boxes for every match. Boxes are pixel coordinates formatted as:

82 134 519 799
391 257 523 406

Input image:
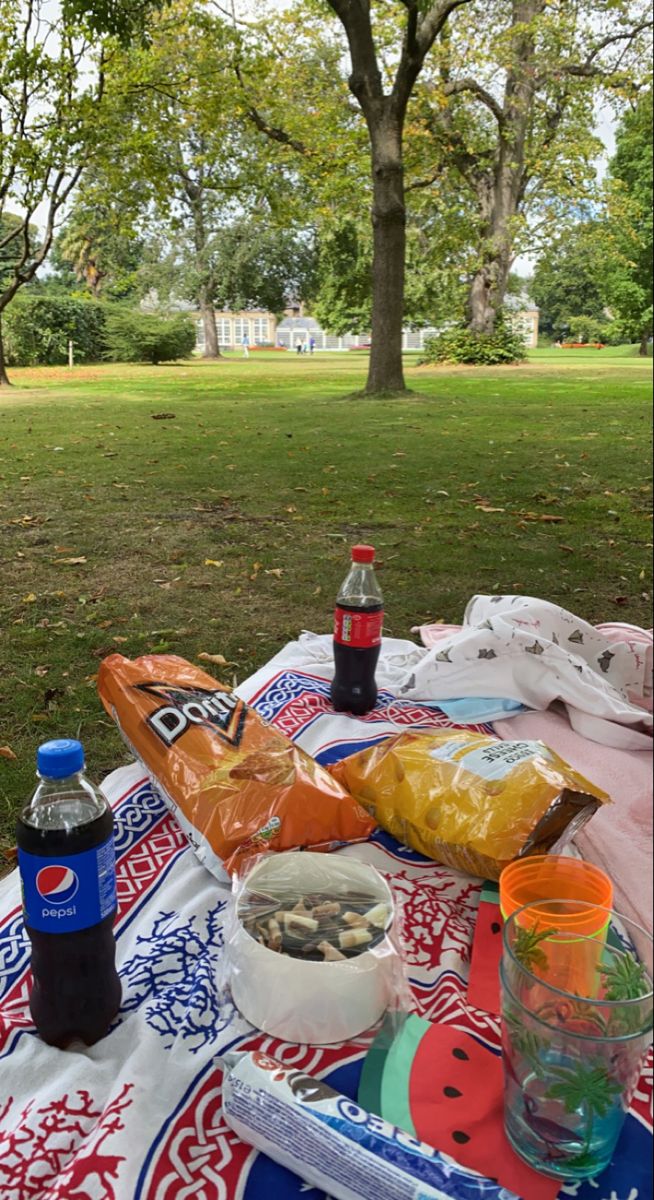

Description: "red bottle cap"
351 544 375 563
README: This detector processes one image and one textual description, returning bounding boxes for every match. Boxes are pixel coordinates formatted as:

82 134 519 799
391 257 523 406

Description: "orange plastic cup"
499 856 614 996
499 855 613 936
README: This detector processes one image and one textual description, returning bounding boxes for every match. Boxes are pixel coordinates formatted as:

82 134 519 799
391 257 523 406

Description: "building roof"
505 291 539 312
277 316 322 331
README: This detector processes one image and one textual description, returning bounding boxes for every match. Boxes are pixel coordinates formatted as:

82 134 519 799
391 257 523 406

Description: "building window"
233 318 251 343
252 317 269 344
217 319 231 346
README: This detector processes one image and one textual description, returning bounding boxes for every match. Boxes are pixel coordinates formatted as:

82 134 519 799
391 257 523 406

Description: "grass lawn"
1 347 652 854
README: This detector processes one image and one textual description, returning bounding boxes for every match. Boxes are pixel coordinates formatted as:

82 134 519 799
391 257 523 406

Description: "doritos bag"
98 654 375 878
329 730 609 880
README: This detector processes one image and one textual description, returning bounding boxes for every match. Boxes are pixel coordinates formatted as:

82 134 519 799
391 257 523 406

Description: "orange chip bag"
98 654 375 878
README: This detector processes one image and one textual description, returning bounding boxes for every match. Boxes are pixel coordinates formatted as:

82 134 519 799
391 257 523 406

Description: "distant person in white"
242 334 249 358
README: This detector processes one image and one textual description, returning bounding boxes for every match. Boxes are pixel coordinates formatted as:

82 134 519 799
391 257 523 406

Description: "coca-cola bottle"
330 544 384 715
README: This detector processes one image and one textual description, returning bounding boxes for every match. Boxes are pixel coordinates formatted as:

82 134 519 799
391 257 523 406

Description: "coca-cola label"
334 607 383 648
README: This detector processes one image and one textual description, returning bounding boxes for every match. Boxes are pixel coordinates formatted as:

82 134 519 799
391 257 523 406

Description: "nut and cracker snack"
98 654 375 878
329 730 609 880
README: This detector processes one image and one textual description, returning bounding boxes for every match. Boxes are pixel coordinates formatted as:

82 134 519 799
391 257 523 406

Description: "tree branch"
234 63 308 155
416 0 472 57
392 0 471 114
405 169 441 191
442 77 505 125
556 21 652 79
325 0 384 114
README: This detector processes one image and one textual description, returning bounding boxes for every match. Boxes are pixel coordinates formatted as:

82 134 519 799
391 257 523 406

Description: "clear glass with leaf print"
500 900 652 1181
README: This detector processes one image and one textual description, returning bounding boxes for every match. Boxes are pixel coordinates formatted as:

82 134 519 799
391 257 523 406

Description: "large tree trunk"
464 0 542 335
467 238 512 333
366 121 406 393
200 292 220 358
640 328 650 357
0 318 11 387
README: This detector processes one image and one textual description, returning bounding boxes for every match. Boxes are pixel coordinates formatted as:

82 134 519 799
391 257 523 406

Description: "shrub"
3 294 107 366
420 321 527 366
102 309 196 364
556 314 609 345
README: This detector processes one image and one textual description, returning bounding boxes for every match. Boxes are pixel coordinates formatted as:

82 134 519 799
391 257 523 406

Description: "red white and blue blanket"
0 662 651 1200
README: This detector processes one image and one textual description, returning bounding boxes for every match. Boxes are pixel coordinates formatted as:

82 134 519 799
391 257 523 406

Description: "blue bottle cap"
37 739 85 779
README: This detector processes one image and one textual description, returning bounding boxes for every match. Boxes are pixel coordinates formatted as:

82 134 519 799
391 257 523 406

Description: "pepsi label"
18 835 117 933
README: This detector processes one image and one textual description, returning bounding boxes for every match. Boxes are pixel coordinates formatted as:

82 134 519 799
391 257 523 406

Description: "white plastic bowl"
228 852 395 1045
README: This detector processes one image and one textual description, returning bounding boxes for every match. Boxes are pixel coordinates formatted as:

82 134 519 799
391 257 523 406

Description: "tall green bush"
102 309 196 363
3 294 107 366
556 315 609 344
421 321 527 366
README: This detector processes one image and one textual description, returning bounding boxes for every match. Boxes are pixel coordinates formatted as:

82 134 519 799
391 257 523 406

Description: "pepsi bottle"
331 544 384 716
16 739 122 1047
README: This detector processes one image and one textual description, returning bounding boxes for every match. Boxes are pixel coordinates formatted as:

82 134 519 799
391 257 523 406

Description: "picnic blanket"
0 656 651 1200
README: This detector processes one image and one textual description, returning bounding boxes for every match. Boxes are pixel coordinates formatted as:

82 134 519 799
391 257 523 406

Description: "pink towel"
494 707 653 934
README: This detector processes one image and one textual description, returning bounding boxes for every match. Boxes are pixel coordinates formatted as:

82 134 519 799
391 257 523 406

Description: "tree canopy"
602 89 653 352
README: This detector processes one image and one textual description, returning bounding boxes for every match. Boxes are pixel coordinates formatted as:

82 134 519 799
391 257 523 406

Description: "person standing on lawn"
242 333 249 358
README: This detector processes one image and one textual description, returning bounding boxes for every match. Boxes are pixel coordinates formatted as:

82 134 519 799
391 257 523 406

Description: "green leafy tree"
52 169 147 300
97 3 301 357
236 0 650 389
237 1 468 393
143 220 316 320
412 0 652 335
0 0 111 384
602 90 653 355
532 223 608 338
311 219 372 335
308 0 469 393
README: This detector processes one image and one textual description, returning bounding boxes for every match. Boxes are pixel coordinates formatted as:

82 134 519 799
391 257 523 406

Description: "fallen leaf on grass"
475 504 505 513
0 746 16 760
198 652 238 667
23 593 37 603
151 412 176 420
112 635 128 643
55 556 87 565
518 512 565 524
34 666 49 677
613 596 629 606
204 559 224 567
559 545 575 553
265 568 284 578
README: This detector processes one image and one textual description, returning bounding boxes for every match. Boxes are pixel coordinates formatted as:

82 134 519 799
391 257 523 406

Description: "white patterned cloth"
0 663 651 1200
408 595 653 749
274 598 652 749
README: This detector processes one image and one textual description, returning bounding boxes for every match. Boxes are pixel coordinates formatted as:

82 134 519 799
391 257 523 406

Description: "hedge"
3 295 197 366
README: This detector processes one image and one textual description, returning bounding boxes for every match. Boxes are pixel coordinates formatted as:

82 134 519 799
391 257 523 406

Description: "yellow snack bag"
329 730 609 880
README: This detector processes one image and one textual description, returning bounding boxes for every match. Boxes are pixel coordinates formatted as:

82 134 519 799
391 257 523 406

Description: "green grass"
1 347 652 855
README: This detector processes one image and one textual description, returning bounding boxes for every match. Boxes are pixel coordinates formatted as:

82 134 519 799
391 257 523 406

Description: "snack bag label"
334 608 383 648
135 681 246 748
429 739 548 782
